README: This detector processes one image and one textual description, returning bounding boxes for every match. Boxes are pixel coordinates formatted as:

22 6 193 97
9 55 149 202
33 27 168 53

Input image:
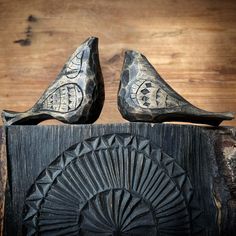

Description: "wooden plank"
0 128 6 236
3 123 236 235
0 0 235 126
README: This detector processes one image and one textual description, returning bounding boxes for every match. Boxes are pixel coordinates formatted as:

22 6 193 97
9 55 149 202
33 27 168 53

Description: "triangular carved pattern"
23 134 203 235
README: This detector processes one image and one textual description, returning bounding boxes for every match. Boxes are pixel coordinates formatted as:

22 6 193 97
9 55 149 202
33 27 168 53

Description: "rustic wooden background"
0 0 236 126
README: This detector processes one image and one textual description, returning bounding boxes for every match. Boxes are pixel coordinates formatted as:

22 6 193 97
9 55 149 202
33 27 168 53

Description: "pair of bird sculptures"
2 37 234 126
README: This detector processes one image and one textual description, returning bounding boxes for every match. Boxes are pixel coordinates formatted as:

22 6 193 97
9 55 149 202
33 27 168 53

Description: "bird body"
2 37 104 125
118 50 234 126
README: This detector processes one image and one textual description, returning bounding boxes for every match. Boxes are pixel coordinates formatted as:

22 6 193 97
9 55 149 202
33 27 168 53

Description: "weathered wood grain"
0 0 235 126
3 123 236 235
0 128 6 236
214 128 236 233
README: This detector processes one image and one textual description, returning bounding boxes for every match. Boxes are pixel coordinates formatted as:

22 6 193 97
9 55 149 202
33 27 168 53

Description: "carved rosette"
23 134 203 235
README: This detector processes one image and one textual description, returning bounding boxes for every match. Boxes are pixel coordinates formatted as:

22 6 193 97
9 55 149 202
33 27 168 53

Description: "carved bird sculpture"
118 50 234 126
2 37 104 125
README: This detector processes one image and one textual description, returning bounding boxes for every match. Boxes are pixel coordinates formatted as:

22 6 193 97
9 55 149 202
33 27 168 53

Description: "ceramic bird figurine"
2 37 105 125
118 50 234 126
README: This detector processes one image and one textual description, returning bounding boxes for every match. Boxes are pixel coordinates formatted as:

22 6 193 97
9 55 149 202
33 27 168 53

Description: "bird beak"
85 36 98 50
123 50 137 68
125 50 141 58
125 50 135 57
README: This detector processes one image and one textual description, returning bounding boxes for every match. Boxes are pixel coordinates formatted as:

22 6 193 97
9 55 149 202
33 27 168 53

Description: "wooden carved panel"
4 124 236 235
23 134 202 235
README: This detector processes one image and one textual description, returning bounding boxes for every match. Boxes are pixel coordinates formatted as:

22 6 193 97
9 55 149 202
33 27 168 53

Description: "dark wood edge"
0 127 7 236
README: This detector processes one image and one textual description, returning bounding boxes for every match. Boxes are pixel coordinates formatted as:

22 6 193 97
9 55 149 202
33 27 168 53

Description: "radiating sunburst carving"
23 134 203 236
79 189 157 235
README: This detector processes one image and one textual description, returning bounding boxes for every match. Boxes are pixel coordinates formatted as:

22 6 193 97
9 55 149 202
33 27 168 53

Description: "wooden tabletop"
0 0 236 126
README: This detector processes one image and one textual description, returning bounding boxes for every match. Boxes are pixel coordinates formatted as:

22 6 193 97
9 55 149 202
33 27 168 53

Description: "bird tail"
192 108 235 126
208 111 235 126
211 111 235 120
1 110 25 125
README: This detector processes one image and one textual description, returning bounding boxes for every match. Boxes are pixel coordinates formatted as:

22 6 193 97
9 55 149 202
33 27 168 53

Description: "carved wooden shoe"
2 37 104 125
118 50 234 126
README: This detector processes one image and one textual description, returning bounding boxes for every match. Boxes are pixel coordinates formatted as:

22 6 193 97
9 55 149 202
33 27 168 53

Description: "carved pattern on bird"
41 83 83 113
65 51 84 79
130 79 180 109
